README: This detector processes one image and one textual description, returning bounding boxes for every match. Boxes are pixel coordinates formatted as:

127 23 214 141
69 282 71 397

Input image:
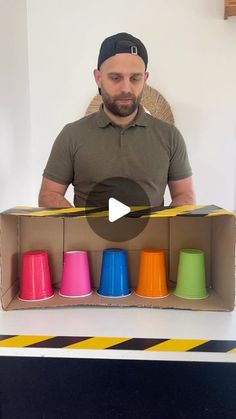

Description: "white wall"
1 0 236 210
0 0 31 210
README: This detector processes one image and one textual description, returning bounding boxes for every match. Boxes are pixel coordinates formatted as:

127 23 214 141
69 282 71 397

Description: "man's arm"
168 176 196 206
38 177 73 208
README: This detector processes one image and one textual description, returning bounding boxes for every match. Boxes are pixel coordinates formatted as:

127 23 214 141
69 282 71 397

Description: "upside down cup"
59 250 92 298
97 249 130 298
135 249 169 298
173 249 208 299
19 250 54 301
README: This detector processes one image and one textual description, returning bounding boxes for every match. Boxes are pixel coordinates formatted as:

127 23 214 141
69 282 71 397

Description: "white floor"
1 305 236 363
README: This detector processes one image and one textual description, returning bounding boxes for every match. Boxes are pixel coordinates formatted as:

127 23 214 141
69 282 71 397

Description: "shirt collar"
95 104 149 128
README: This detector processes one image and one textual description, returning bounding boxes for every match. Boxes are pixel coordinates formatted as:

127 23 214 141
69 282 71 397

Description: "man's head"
94 33 149 118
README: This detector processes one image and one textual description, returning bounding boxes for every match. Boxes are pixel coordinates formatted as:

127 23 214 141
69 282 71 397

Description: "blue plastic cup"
97 249 130 298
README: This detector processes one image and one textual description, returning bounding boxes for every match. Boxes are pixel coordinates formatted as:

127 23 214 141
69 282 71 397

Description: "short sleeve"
168 127 192 181
43 125 74 185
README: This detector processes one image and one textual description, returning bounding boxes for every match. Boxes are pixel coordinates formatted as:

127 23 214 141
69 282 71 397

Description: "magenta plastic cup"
59 250 92 297
19 250 54 301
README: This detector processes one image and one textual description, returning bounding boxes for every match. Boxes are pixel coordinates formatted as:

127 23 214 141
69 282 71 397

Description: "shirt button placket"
120 129 125 147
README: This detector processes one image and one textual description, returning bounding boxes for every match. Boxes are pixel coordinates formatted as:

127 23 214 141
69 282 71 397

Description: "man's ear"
93 69 101 88
144 71 149 82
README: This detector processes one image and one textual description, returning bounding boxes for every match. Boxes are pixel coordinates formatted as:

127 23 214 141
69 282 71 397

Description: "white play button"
108 197 131 222
86 177 150 241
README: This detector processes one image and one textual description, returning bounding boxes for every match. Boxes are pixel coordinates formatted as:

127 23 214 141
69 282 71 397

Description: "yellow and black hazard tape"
2 205 235 218
0 335 236 353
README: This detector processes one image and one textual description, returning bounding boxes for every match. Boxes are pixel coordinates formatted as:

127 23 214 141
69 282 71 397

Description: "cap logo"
131 45 138 55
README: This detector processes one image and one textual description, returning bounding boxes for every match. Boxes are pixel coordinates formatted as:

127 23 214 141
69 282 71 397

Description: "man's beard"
100 86 143 117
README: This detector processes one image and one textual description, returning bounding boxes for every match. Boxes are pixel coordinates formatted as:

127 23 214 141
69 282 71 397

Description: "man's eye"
110 76 121 81
131 76 142 82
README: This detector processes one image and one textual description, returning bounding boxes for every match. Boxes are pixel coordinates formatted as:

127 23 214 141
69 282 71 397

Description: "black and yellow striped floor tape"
0 335 236 353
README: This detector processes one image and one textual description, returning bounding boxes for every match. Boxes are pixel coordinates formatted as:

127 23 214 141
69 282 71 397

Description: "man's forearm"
38 192 73 208
168 176 196 207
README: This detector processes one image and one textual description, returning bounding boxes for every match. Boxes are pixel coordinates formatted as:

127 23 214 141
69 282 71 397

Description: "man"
39 32 195 208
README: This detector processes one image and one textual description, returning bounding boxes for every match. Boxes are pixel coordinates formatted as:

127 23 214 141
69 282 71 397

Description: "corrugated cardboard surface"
0 206 235 311
6 288 228 311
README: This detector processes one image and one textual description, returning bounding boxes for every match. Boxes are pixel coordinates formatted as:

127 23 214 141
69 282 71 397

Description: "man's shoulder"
145 112 176 133
143 113 184 148
65 112 99 132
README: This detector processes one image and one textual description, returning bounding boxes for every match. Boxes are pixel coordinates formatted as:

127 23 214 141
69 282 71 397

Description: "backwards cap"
97 32 148 69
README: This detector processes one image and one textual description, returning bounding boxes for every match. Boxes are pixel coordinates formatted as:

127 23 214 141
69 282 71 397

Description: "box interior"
0 212 235 311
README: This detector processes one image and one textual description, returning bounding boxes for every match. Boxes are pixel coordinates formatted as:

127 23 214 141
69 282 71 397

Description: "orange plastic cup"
135 249 169 298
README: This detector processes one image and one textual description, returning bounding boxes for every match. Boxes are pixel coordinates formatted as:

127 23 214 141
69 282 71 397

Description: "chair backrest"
85 84 174 125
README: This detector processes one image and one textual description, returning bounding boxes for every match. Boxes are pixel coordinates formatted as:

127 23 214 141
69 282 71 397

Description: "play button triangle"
108 197 130 222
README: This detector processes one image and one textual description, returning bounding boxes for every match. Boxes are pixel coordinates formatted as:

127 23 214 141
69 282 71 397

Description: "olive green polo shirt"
43 105 192 206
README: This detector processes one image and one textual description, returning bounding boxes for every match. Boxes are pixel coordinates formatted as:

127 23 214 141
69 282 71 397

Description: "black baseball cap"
97 32 148 70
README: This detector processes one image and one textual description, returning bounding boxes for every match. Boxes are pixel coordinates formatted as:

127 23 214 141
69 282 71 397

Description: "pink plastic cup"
19 250 54 301
59 250 92 297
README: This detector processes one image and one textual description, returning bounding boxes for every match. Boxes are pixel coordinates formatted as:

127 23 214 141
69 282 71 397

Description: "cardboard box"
0 205 235 311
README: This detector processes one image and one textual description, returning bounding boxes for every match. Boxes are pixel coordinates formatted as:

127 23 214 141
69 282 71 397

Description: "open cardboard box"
0 205 235 311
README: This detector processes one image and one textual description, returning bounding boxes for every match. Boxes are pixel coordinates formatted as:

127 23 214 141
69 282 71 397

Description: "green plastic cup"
173 249 208 299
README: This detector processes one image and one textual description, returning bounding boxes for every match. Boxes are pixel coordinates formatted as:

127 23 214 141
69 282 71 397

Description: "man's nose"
120 78 132 93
